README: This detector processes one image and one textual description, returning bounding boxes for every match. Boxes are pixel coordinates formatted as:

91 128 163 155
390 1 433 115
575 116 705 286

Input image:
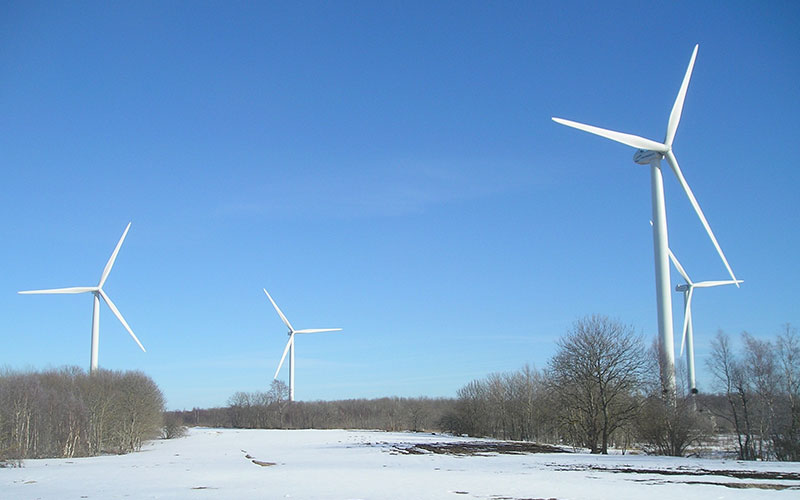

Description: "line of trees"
705 325 800 461
440 365 556 443
168 315 799 462
169 380 455 433
438 316 800 461
0 367 165 461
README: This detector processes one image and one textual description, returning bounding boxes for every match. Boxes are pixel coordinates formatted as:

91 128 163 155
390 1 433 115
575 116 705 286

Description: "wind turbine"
19 223 145 373
668 248 742 395
263 289 341 402
553 45 738 398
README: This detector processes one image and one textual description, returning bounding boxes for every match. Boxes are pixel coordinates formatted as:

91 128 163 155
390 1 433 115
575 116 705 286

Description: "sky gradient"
2 1 798 409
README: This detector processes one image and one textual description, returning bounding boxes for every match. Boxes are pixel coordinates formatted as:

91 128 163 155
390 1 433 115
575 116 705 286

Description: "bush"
0 367 164 459
636 396 709 456
162 412 188 439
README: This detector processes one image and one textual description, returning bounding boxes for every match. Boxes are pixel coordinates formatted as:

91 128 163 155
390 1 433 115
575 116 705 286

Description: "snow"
3 428 799 499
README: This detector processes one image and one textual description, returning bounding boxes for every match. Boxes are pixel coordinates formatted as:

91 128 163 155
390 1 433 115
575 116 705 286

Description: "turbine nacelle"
633 149 663 165
675 284 690 292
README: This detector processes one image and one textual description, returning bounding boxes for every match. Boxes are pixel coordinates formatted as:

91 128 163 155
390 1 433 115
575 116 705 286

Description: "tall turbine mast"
19 223 146 373
668 248 742 395
553 45 738 399
263 289 341 401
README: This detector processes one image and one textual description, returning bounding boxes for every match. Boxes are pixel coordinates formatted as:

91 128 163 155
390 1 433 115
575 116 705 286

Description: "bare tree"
548 315 647 454
162 412 187 439
267 380 290 427
108 371 165 453
774 324 800 460
633 339 709 456
706 331 756 459
741 332 779 458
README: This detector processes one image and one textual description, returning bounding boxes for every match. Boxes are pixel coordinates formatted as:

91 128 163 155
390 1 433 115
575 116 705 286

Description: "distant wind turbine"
19 223 145 373
553 45 738 398
668 248 742 394
263 289 341 402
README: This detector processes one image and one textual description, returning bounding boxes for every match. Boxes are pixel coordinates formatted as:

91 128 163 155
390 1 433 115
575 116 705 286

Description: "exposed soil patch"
241 449 277 467
394 441 568 456
553 464 800 482
549 463 800 490
491 497 558 500
678 481 799 491
251 460 277 467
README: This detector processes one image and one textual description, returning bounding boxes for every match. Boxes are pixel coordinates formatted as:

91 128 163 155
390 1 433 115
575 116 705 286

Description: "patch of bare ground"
241 449 276 467
550 464 800 490
251 459 276 467
556 464 800 481
491 497 558 500
676 481 798 490
394 441 568 456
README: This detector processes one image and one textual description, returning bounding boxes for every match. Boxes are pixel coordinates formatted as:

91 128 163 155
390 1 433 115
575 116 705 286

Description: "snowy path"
3 428 799 499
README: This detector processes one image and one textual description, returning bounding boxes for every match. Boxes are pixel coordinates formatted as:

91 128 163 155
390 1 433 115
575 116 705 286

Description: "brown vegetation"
0 367 164 460
173 317 800 462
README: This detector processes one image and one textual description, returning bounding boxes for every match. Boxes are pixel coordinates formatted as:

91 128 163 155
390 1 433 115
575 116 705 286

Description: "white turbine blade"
552 117 668 153
273 335 294 379
263 289 294 332
98 222 131 288
665 44 698 148
667 248 692 285
293 328 342 334
19 286 97 294
680 287 694 356
694 279 744 288
98 289 146 352
664 151 738 285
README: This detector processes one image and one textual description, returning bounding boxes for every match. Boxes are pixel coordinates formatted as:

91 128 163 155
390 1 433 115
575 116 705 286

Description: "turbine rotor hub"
633 149 663 165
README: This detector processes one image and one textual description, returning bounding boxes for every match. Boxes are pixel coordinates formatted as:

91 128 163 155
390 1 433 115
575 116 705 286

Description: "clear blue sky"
2 1 798 410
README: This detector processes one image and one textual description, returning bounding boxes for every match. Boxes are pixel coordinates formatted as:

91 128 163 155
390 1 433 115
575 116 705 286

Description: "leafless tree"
267 380 290 427
707 331 757 459
548 315 647 454
774 324 800 460
162 412 187 439
108 371 165 453
740 332 779 458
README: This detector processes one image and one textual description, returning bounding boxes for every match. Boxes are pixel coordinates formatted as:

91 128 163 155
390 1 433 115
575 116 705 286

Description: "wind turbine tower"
19 223 146 373
263 289 341 401
553 45 738 398
668 248 742 395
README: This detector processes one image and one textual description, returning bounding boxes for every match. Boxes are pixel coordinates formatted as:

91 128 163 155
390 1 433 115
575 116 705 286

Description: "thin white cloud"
215 159 535 219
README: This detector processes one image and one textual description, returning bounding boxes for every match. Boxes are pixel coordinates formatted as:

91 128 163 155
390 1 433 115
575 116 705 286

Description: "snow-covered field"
3 428 799 499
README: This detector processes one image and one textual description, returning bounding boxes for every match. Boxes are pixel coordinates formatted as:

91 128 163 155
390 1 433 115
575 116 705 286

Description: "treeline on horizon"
0 368 164 462
171 317 800 462
2 317 798 463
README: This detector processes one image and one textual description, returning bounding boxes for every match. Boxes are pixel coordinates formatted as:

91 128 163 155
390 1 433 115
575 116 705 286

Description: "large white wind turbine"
553 45 738 398
19 223 145 373
668 248 742 394
263 289 341 402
